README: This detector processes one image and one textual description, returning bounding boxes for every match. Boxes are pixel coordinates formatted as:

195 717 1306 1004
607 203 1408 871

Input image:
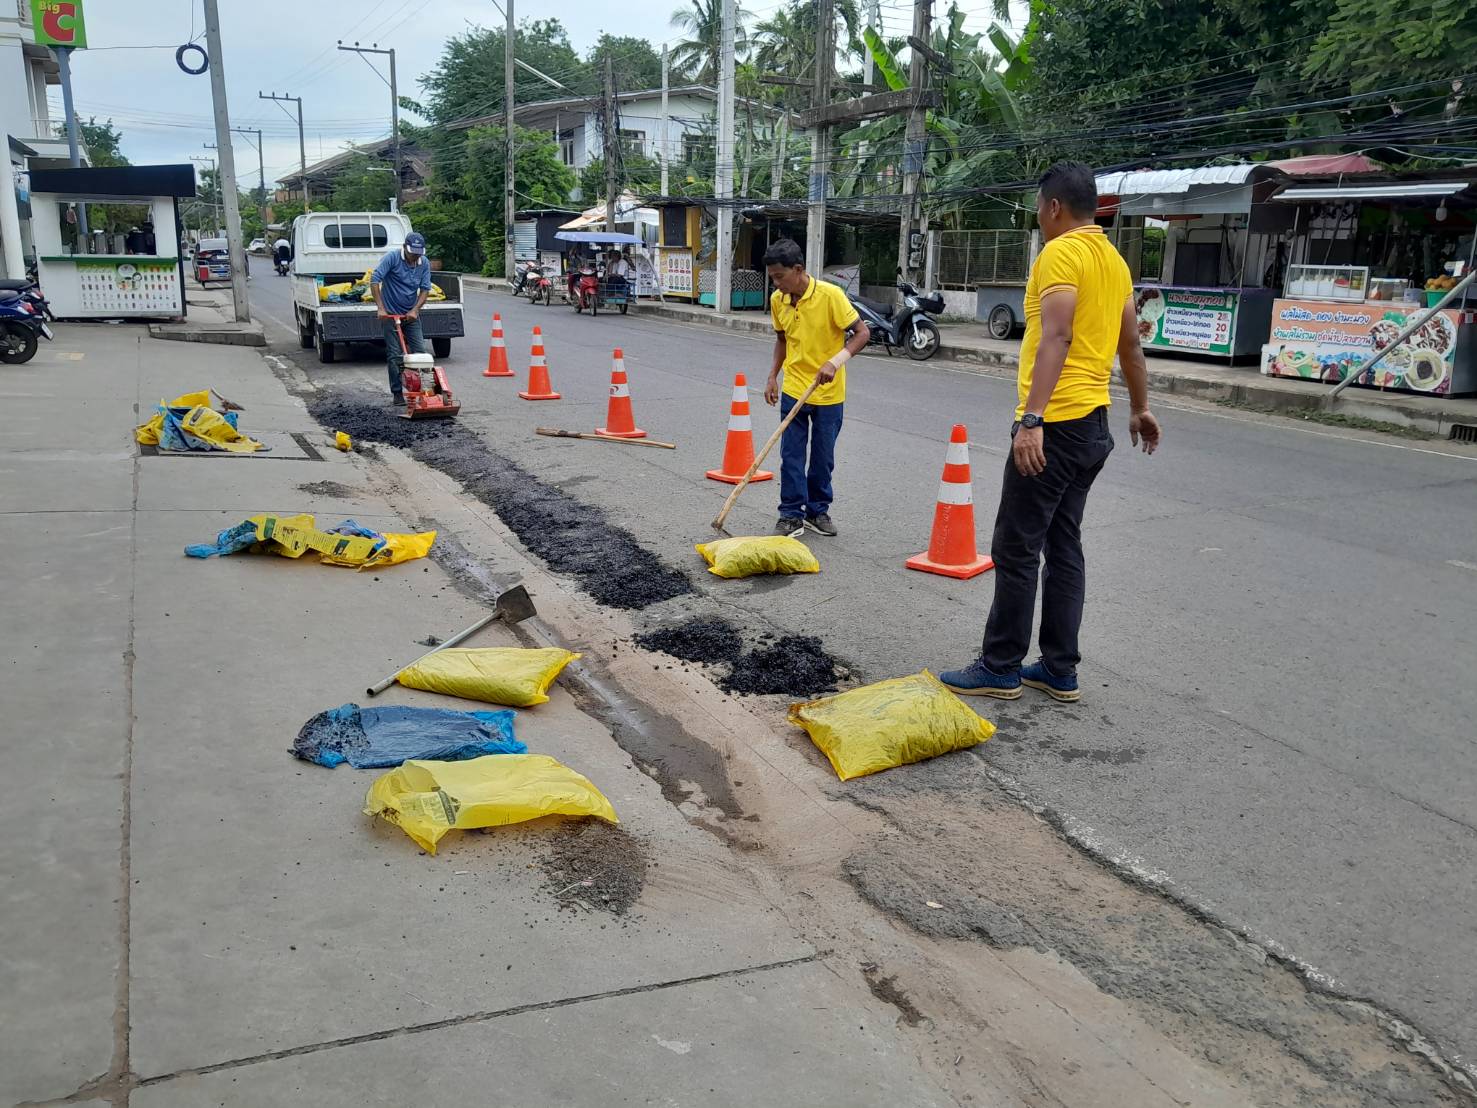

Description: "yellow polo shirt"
770 277 860 406
1016 225 1132 421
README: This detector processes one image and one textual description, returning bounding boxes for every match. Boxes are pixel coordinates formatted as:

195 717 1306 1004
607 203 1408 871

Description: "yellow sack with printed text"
364 754 618 854
789 670 995 781
135 389 240 444
695 535 820 579
175 406 265 453
396 646 581 707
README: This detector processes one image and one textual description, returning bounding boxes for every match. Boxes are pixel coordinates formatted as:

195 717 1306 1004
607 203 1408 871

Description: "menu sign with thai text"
1261 298 1460 394
1134 287 1235 356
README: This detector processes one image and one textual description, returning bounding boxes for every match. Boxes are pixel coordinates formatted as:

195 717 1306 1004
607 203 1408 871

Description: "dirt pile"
634 618 743 663
721 635 839 696
539 821 648 916
307 391 692 610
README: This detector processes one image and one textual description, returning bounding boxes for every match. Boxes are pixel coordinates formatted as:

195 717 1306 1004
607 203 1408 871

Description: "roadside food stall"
28 164 195 320
1093 165 1300 361
1260 176 1477 396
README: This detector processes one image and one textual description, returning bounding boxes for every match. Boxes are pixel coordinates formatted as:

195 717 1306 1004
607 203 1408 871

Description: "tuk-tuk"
555 230 643 317
193 237 233 287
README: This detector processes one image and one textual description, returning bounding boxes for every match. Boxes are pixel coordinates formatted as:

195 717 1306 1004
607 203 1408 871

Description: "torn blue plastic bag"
292 703 523 769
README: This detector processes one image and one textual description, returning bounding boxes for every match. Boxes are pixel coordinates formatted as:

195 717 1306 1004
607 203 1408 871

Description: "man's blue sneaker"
938 659 1022 699
1021 660 1080 702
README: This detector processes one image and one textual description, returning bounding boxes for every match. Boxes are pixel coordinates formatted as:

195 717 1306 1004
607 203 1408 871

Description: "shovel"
366 584 537 696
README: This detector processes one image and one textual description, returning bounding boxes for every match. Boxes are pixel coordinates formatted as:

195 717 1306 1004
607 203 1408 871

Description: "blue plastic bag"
293 703 524 769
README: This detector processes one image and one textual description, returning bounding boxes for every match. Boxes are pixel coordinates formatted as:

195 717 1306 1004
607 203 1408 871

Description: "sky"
65 0 1022 191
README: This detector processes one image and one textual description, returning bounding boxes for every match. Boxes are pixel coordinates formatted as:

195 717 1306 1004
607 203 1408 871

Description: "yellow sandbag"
364 754 618 854
375 529 439 566
695 535 820 579
176 406 266 453
396 646 581 707
427 282 446 301
319 281 354 301
789 670 995 781
135 389 237 443
245 514 436 568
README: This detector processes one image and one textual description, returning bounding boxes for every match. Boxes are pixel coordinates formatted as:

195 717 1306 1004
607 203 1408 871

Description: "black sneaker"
390 393 405 408
774 517 805 538
805 513 837 536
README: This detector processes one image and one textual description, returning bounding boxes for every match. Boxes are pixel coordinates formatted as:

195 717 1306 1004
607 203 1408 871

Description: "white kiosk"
27 165 196 320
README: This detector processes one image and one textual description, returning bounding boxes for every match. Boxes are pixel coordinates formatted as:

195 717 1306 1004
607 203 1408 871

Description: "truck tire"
431 337 451 358
316 327 336 363
297 309 314 349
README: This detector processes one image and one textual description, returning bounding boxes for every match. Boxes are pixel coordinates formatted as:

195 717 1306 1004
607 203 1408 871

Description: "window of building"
619 129 646 156
559 129 576 166
682 133 714 164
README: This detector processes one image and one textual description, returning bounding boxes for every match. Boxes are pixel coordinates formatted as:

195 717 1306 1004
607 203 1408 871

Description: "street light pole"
259 92 307 211
53 45 89 248
232 126 265 212
337 42 400 208
202 0 250 322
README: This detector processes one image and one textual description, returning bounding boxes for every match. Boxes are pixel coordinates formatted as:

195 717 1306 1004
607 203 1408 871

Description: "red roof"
1269 154 1380 177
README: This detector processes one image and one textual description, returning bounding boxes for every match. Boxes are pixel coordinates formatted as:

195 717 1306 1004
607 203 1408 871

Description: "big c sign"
31 1 87 48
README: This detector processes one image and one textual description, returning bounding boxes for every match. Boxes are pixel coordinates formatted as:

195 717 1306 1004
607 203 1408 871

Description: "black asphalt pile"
720 634 839 697
634 618 743 663
306 391 692 610
539 821 648 916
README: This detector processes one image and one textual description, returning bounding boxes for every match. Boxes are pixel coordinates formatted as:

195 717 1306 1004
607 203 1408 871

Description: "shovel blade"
494 584 536 624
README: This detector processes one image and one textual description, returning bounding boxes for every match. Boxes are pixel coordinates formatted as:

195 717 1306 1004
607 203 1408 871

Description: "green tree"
419 19 586 124
79 117 127 167
588 34 665 90
669 0 749 83
330 153 398 211
580 153 663 201
1304 0 1475 93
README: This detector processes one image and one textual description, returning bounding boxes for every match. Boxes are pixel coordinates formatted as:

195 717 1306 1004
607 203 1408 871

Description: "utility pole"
715 0 736 314
202 143 222 231
232 126 265 219
202 0 250 322
336 42 400 207
603 54 619 233
190 153 216 233
503 0 515 282
864 0 880 87
805 0 834 273
53 46 88 248
898 0 932 281
659 45 670 196
260 92 308 211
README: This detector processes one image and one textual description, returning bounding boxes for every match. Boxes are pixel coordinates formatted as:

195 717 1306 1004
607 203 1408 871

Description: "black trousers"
981 406 1114 676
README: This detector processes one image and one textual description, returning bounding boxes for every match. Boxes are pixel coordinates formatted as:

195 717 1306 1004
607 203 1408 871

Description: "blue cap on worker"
404 232 426 255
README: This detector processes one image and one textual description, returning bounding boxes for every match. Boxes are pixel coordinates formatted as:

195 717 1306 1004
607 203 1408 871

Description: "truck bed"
295 271 465 342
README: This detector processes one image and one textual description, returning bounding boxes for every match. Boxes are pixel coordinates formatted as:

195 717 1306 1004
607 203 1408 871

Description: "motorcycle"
0 289 54 364
849 279 944 361
510 260 536 297
274 253 291 276
525 265 553 306
0 274 54 321
571 267 599 315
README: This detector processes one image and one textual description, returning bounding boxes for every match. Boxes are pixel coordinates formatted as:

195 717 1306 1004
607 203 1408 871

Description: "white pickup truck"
289 211 464 364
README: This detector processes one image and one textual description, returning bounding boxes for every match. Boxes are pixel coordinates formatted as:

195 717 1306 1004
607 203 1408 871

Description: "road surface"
251 272 1477 1077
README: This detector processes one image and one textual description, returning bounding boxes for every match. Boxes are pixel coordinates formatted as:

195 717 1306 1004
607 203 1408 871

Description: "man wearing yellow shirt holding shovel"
763 239 871 538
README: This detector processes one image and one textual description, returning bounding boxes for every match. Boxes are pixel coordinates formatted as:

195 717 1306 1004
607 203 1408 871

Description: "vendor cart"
554 230 645 316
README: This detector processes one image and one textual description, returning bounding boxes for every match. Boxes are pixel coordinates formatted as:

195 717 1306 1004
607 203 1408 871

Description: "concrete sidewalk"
465 275 1477 436
0 321 947 1104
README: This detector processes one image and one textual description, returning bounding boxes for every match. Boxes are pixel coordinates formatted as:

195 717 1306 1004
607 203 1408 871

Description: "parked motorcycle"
525 265 553 306
571 267 599 315
510 260 535 297
849 280 943 360
0 275 54 321
0 289 54 364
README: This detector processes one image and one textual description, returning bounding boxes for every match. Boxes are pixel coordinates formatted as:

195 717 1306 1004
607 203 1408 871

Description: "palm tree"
753 0 864 78
670 0 749 84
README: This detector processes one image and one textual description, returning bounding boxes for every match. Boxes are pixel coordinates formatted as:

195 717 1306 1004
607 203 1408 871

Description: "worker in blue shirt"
371 231 433 404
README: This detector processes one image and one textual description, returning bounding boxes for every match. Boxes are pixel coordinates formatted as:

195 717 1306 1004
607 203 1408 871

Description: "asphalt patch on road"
539 820 649 917
295 479 357 498
307 391 692 610
634 618 743 663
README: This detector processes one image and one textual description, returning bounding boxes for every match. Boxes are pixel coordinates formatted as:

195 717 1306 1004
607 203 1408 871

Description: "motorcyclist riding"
273 238 291 275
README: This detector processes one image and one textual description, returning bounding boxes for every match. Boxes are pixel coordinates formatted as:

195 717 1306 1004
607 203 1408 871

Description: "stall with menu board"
1259 178 1477 396
1096 165 1295 361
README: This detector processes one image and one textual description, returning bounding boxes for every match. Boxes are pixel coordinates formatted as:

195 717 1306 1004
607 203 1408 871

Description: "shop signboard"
76 260 181 315
660 249 693 296
31 1 87 48
1134 286 1235 356
1260 298 1461 394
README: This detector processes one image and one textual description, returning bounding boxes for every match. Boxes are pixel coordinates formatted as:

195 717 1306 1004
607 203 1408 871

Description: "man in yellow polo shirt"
763 239 870 537
942 162 1161 702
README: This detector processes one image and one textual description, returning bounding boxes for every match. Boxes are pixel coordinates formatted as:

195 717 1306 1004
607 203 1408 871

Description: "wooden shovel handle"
711 376 821 531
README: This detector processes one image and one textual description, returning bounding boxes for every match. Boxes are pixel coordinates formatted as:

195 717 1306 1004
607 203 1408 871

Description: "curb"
148 323 267 347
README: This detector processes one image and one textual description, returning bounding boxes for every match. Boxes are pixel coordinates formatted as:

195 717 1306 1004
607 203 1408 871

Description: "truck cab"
290 211 464 363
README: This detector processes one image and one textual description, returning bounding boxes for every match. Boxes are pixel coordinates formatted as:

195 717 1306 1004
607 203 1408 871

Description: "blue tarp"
157 406 240 452
292 703 524 769
554 231 644 245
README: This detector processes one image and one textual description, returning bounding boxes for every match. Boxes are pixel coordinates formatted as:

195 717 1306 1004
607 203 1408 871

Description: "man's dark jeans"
382 315 426 397
778 394 844 519
981 406 1113 677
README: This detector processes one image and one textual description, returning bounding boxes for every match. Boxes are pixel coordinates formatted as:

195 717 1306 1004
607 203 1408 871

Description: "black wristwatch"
1019 412 1044 430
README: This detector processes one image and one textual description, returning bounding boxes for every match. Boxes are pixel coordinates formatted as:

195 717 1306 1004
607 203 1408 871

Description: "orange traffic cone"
483 313 514 377
905 424 994 579
595 349 646 438
706 373 772 484
518 326 561 400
